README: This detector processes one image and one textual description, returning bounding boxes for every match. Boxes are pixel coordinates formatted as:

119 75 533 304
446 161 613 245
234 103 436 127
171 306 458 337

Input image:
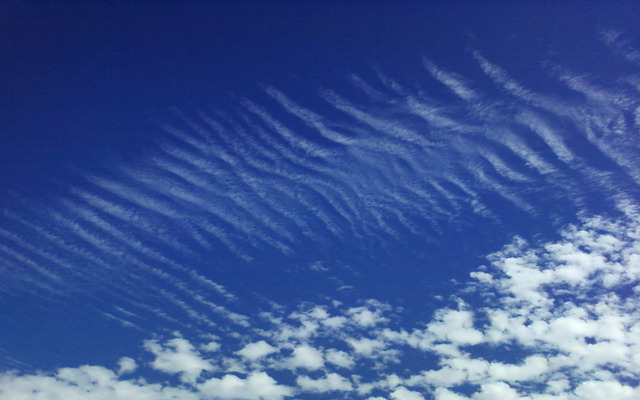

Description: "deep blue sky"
1 1 636 196
0 2 638 400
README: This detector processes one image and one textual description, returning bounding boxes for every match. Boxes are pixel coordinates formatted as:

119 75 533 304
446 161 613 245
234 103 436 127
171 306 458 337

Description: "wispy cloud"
1 29 638 398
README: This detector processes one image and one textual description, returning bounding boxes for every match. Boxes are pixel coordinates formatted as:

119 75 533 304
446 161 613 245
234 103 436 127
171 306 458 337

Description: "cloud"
390 386 425 400
426 309 484 346
2 33 637 367
487 355 548 382
198 372 293 400
116 357 137 375
296 372 353 392
236 340 278 361
0 215 638 400
143 337 214 383
573 380 639 400
470 382 521 400
325 348 356 369
348 302 390 327
285 344 324 370
347 337 388 357
0 14 638 400
0 366 200 400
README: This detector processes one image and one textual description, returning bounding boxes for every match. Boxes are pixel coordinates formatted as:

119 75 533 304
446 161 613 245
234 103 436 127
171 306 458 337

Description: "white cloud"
390 386 425 400
325 348 356 369
144 337 214 383
296 372 353 392
487 355 548 382
323 315 349 328
1 216 637 400
200 341 221 352
0 366 201 400
117 357 137 375
433 388 470 400
407 366 467 388
427 309 483 346
236 340 278 361
470 382 521 400
573 380 640 400
198 372 293 400
285 344 324 370
347 337 387 357
348 302 389 327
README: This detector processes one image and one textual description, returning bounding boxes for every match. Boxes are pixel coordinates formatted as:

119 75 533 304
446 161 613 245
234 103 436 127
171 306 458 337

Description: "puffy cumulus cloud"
117 357 137 375
433 387 471 400
325 348 356 369
347 301 390 327
285 344 325 370
412 216 638 399
392 216 639 398
486 355 549 383
347 337 388 357
236 340 278 361
0 365 200 400
144 337 214 383
426 309 483 346
200 341 221 352
390 386 425 400
470 382 522 400
296 372 353 392
406 357 489 388
573 380 639 400
198 372 293 400
1 216 637 400
475 218 640 372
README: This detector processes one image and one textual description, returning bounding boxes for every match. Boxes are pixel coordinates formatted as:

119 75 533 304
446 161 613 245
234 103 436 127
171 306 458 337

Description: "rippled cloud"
0 26 638 400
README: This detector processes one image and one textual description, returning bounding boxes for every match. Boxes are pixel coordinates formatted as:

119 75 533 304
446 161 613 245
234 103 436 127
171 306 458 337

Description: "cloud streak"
0 28 637 398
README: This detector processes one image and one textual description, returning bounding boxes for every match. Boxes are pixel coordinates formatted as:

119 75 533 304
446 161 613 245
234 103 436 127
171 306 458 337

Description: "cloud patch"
1 215 637 399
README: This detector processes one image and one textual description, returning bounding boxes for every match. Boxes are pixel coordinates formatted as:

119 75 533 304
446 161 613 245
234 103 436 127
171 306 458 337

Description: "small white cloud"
236 340 277 361
469 271 492 283
390 386 425 400
348 306 387 327
325 348 355 369
347 337 387 357
117 357 137 375
296 372 353 392
144 337 214 383
308 306 329 320
198 372 293 400
573 380 640 400
545 379 570 394
57 365 116 387
200 341 221 352
0 366 201 400
433 387 470 400
487 355 548 382
470 382 521 400
323 315 348 328
286 344 324 370
407 366 467 388
427 309 483 346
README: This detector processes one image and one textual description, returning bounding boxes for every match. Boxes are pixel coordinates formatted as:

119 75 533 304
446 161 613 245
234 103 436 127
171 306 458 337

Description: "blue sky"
0 1 638 399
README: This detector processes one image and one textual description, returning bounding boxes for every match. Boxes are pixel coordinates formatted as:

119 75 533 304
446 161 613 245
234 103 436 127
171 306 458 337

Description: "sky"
0 1 638 399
